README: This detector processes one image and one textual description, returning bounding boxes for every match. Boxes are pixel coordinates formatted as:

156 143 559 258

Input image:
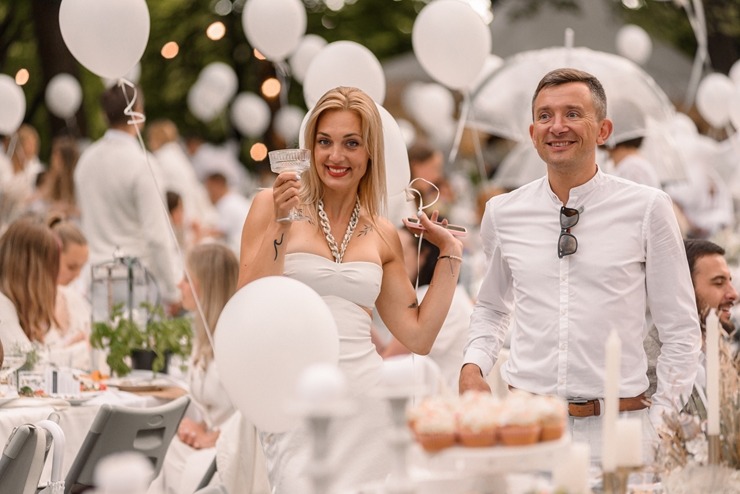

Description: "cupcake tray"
410 434 571 474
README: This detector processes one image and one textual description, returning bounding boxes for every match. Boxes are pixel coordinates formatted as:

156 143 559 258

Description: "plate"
111 383 164 392
50 392 102 406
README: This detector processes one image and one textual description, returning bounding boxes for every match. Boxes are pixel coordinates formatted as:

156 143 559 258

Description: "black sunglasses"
558 206 579 259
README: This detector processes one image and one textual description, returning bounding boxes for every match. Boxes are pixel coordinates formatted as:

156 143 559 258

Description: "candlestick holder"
707 434 721 465
602 466 642 494
384 393 416 494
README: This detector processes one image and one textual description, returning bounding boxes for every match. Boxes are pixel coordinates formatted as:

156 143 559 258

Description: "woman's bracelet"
437 254 462 275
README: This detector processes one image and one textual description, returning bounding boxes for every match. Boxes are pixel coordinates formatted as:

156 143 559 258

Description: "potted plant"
90 302 192 377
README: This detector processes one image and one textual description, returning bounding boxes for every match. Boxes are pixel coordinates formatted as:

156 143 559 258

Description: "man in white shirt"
203 172 252 255
74 85 181 311
459 68 701 463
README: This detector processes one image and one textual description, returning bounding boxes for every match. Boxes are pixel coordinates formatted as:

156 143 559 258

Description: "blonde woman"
159 242 269 493
239 86 463 492
0 218 59 353
46 215 92 369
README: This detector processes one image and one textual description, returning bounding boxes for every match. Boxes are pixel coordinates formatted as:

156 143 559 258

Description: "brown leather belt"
567 393 649 418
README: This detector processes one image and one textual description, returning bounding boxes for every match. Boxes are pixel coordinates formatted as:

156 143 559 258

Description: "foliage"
90 302 192 377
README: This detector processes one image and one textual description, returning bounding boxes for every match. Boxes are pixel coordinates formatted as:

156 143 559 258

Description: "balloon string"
465 99 489 184
447 91 471 167
4 133 18 161
117 80 216 358
404 178 441 292
275 61 291 108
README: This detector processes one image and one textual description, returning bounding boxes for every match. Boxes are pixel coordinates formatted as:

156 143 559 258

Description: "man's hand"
458 363 491 394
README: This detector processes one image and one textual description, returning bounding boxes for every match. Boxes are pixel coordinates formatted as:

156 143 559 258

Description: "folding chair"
64 395 190 494
0 423 48 494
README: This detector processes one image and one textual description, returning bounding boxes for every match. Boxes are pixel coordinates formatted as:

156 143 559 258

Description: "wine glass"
269 148 311 222
0 352 27 394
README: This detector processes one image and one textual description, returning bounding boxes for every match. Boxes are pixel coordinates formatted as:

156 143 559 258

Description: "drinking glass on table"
0 352 27 391
269 148 311 222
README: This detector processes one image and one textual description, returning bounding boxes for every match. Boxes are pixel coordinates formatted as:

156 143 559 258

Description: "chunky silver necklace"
317 197 360 263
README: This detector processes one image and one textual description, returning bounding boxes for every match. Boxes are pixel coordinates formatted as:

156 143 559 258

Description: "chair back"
64 395 190 494
0 424 49 494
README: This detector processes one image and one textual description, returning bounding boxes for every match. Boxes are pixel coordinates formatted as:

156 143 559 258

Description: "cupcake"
497 390 541 446
456 391 500 447
534 395 568 442
409 396 458 452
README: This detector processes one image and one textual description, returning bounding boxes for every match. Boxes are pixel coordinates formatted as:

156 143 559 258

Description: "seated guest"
0 218 59 354
46 215 92 369
155 242 269 493
203 172 252 255
645 239 738 402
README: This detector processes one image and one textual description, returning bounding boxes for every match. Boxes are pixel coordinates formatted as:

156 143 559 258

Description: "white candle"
602 329 621 472
553 442 590 494
706 309 720 436
615 417 643 467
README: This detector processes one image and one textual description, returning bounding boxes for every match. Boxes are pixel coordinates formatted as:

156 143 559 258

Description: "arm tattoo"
273 233 284 261
407 299 419 309
358 224 373 237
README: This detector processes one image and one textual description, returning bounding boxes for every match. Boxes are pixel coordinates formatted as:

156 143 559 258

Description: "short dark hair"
612 137 644 149
532 68 607 121
407 140 438 165
684 239 726 280
100 84 141 127
166 190 182 214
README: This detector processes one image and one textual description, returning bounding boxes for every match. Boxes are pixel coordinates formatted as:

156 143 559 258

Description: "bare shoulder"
371 215 403 262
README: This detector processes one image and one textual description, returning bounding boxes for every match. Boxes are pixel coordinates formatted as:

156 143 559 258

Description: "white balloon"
403 83 455 135
729 88 740 131
0 75 26 135
396 118 417 148
242 0 306 61
289 34 327 84
230 92 271 137
616 24 652 66
199 62 239 102
467 54 504 93
377 105 411 197
214 277 339 432
274 105 306 145
101 63 141 89
696 73 735 128
303 41 386 108
730 59 740 87
188 82 225 122
412 0 492 90
59 0 150 79
45 73 82 119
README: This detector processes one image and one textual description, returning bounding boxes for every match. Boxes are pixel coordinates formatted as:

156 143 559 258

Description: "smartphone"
405 217 467 237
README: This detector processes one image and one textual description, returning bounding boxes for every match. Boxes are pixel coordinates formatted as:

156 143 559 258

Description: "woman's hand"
177 417 220 450
272 172 301 222
402 210 463 256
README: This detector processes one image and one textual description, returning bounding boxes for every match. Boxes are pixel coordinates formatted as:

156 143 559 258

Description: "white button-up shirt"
464 169 701 422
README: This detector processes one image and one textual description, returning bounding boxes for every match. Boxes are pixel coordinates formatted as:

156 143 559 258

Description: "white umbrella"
470 46 686 183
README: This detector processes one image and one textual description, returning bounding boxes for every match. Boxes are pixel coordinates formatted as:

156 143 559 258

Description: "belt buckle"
569 398 589 405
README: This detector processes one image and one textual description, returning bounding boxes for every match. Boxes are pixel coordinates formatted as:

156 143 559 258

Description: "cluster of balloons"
188 62 239 123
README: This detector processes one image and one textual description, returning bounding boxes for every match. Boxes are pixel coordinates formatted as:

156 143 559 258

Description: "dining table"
0 371 189 486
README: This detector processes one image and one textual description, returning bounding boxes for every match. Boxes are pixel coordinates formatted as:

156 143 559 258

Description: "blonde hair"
145 119 179 152
301 86 387 222
48 214 87 251
187 243 238 366
46 136 80 210
0 219 59 343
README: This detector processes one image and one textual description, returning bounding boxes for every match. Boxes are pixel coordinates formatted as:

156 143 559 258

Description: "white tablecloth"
0 389 163 484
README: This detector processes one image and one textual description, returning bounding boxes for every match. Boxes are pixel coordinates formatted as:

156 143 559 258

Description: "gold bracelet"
437 254 463 262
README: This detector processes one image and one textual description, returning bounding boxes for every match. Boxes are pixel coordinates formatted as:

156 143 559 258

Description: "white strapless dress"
260 253 394 493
